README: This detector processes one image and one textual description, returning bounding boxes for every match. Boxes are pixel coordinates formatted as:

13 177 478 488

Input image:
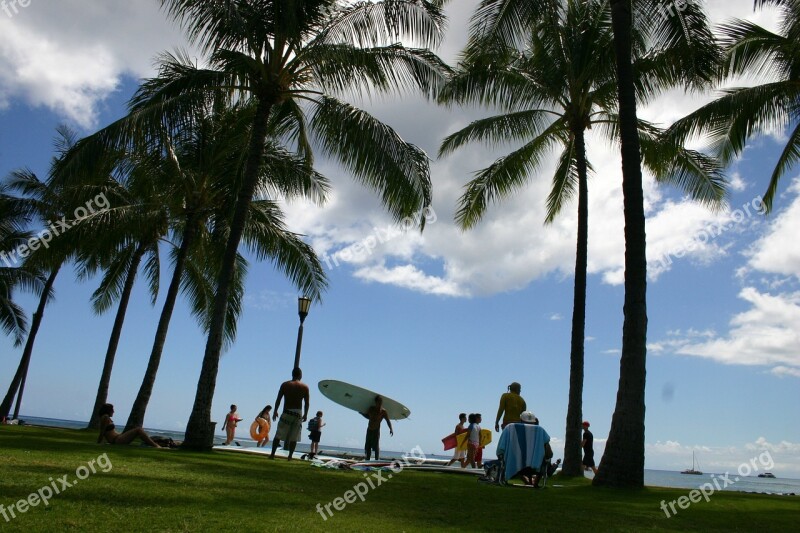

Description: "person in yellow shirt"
494 382 526 432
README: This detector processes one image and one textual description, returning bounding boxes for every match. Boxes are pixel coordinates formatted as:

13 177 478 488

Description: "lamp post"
293 296 312 371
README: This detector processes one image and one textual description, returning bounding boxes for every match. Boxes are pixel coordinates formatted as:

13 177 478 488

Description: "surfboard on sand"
318 380 411 420
213 445 346 463
402 464 485 475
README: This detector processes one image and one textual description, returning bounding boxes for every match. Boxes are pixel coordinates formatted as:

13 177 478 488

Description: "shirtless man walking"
362 395 393 460
270 367 309 460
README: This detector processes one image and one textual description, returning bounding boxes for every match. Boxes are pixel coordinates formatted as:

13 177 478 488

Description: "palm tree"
77 171 167 430
0 166 69 419
591 0 649 489
122 105 328 431
0 184 39 349
101 0 451 448
84 240 159 429
668 0 800 213
594 0 722 488
440 0 722 482
0 127 113 420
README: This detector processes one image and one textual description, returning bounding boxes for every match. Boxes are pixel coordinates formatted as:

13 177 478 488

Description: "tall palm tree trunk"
87 244 147 429
183 100 273 449
1 266 61 419
593 0 648 488
125 222 198 432
562 129 590 477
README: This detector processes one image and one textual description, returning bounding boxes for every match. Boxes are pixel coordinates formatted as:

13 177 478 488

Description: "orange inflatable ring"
249 417 270 443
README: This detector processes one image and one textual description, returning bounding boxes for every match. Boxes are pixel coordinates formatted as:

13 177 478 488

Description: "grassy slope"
0 426 797 532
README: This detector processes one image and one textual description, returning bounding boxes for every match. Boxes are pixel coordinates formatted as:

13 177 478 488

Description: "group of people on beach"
218 368 314 460
94 368 393 460
442 381 596 479
220 368 394 462
444 413 485 469
95 376 597 477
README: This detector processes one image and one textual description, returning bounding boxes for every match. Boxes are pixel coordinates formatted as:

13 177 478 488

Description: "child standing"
222 404 243 445
307 411 326 458
462 413 482 469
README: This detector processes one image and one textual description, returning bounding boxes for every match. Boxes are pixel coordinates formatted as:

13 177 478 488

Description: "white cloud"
771 366 800 378
646 437 800 477
243 290 296 311
0 20 119 127
655 287 800 373
353 263 464 297
648 183 800 377
1 0 793 298
745 178 800 278
0 0 185 128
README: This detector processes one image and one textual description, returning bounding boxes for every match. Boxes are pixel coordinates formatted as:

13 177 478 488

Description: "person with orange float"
250 405 272 447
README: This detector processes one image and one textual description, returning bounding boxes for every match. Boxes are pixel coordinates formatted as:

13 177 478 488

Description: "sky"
1 1 799 477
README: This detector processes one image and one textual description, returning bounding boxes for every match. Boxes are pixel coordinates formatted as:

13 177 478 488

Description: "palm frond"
764 120 800 212
311 96 432 227
545 141 580 223
455 121 564 229
439 109 559 157
241 200 327 301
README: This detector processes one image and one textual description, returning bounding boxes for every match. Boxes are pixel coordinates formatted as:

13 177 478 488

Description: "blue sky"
1 1 798 477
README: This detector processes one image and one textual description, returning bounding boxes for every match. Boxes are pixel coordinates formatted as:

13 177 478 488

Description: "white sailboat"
681 451 703 475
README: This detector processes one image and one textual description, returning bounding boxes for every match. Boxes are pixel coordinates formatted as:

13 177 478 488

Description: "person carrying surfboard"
361 395 393 460
270 368 310 461
494 382 527 432
444 413 468 467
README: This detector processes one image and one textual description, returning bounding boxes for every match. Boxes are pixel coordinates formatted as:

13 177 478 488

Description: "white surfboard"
318 379 411 420
212 445 345 463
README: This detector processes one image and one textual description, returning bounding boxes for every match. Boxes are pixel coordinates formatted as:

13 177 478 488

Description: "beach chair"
478 423 553 488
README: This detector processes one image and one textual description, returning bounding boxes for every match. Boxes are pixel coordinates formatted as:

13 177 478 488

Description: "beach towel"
496 423 550 482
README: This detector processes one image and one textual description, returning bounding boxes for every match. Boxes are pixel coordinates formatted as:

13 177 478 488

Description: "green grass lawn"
1 426 797 532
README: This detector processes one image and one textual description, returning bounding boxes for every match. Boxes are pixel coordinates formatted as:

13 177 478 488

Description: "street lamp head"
298 296 312 321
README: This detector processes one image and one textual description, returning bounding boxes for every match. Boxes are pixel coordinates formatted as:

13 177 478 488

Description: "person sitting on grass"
97 403 161 447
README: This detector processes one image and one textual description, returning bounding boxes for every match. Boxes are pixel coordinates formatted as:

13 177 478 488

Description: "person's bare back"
270 368 310 461
279 379 309 413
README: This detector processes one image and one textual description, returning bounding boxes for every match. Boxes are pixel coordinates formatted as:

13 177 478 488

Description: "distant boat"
758 472 776 478
681 451 703 475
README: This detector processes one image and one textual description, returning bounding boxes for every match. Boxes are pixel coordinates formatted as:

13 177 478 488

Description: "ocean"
14 416 800 496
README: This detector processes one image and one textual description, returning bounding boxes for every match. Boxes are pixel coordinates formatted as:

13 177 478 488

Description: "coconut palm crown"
61 0 450 448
